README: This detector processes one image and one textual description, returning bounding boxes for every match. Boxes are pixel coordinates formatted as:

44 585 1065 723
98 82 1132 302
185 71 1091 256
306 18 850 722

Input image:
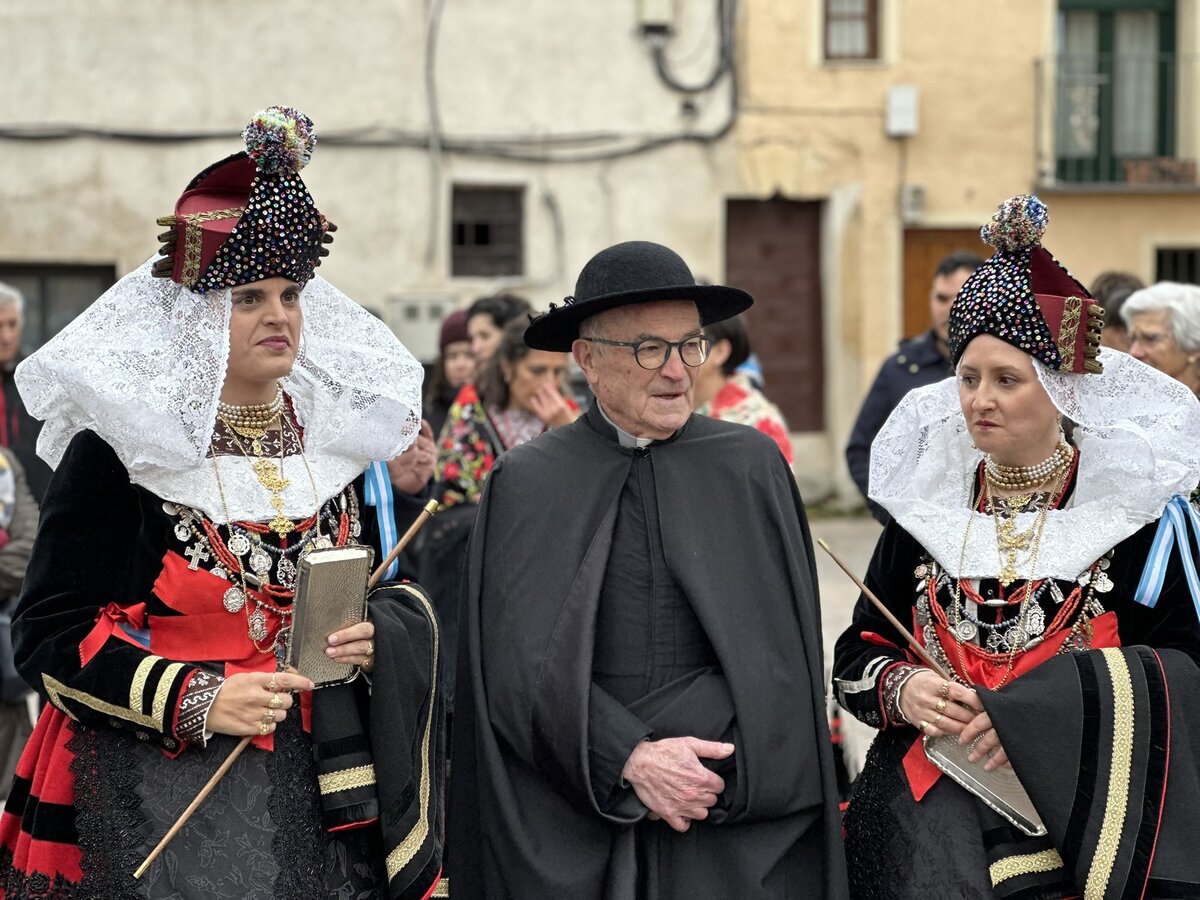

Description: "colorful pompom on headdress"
949 194 1104 374
153 106 334 292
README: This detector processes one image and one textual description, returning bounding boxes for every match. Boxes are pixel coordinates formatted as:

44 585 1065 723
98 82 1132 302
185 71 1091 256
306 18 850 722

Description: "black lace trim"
68 720 145 899
266 719 328 896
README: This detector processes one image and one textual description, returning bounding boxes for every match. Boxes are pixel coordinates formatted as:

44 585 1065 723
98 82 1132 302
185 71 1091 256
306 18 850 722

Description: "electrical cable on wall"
0 2 739 166
647 0 734 95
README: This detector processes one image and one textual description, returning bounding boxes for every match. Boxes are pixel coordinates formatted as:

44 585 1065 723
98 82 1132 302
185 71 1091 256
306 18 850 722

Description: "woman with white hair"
1122 280 1200 394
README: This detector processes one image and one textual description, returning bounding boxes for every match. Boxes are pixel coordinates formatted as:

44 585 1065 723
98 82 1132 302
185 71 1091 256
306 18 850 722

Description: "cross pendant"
184 543 211 570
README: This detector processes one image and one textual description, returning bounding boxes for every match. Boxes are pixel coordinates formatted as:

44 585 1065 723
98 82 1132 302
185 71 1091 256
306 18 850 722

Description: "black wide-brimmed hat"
524 241 753 351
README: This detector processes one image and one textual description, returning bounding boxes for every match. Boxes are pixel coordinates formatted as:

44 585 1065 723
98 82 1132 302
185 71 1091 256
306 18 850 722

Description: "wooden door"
724 199 824 432
902 229 989 339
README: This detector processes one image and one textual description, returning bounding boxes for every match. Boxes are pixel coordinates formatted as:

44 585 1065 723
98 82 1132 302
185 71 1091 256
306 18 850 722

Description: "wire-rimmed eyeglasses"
581 335 711 370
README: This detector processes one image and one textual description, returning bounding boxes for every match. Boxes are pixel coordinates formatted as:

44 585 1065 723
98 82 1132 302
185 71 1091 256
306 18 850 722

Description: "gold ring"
267 675 279 692
919 720 930 734
262 709 276 723
934 713 944 725
938 681 950 698
258 721 271 736
935 698 948 713
268 693 283 710
364 640 374 658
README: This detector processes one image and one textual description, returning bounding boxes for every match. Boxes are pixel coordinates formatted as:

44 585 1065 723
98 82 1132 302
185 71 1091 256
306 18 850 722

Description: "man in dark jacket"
845 252 982 522
449 242 848 899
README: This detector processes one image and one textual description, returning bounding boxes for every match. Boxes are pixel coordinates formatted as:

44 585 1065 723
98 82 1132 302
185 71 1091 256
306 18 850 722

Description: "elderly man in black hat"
449 241 847 899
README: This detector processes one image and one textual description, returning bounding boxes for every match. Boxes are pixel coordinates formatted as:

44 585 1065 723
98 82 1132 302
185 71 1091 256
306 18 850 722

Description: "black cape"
449 408 848 899
981 646 1200 899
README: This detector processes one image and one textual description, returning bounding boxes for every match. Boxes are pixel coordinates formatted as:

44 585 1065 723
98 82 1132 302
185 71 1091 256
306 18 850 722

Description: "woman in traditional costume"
833 195 1200 899
0 107 444 899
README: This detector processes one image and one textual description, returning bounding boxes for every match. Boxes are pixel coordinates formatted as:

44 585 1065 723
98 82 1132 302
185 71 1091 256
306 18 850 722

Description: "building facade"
2 0 1198 500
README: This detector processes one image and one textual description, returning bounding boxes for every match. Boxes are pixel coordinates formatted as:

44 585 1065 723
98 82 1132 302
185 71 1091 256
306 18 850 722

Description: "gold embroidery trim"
43 673 156 728
989 849 1065 886
1085 647 1135 900
152 662 186 731
319 764 377 795
386 584 440 881
130 655 162 715
177 207 244 287
1057 296 1083 371
431 879 450 897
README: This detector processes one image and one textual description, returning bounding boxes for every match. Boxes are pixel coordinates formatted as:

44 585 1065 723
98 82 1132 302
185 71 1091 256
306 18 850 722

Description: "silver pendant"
914 564 928 579
986 632 1004 652
162 501 178 516
223 586 246 613
249 608 268 642
954 620 978 642
228 534 252 557
250 550 271 576
1004 625 1024 649
351 522 361 538
312 537 333 551
174 523 191 542
1092 572 1113 593
277 558 297 587
1025 602 1046 636
211 567 227 581
1077 571 1092 587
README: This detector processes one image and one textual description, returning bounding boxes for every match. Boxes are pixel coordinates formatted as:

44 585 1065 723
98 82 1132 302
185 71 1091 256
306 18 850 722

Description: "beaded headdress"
949 195 1104 374
153 107 333 292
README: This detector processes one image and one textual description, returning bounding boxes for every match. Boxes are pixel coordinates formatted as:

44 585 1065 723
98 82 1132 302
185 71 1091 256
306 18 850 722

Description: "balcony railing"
1036 52 1198 188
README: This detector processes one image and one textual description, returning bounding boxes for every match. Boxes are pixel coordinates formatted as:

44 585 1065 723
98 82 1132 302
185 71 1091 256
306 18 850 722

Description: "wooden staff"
134 498 439 878
816 538 952 680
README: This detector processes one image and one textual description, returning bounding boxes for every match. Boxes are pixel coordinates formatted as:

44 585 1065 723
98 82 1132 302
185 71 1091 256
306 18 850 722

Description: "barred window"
451 186 524 278
0 263 116 353
1156 247 1200 284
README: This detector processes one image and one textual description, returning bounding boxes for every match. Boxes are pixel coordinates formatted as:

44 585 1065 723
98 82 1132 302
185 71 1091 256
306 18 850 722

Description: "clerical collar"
596 403 654 449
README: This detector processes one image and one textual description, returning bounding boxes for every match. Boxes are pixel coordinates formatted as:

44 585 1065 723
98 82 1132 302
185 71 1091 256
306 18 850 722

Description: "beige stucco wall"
0 0 739 359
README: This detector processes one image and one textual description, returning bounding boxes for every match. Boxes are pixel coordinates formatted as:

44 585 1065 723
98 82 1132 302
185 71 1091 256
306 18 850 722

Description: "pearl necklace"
984 440 1073 492
217 384 285 431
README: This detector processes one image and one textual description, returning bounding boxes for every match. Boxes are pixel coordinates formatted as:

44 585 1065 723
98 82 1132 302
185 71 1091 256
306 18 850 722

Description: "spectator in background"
1122 281 1200 396
466 292 532 364
435 318 577 508
1089 270 1144 352
693 314 794 464
845 251 982 522
0 449 36 801
0 285 51 503
423 319 578 715
423 309 476 438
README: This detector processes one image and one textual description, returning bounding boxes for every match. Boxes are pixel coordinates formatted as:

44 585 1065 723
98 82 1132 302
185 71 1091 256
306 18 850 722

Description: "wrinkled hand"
207 670 312 737
387 420 436 495
621 737 733 832
328 618 376 673
959 710 1011 771
898 670 982 738
527 385 576 429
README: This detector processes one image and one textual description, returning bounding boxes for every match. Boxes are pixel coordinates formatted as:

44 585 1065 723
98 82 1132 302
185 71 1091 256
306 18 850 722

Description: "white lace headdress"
869 348 1200 580
15 259 423 523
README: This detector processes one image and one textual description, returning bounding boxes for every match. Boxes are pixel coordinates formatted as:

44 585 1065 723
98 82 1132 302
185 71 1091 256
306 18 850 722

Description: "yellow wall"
734 0 1200 500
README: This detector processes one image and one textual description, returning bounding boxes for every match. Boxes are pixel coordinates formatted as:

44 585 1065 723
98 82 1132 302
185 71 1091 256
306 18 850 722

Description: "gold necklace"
209 408 322 651
949 467 1062 688
219 414 295 536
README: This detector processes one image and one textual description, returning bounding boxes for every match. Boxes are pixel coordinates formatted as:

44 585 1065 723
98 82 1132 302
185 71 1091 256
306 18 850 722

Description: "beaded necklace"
209 405 333 653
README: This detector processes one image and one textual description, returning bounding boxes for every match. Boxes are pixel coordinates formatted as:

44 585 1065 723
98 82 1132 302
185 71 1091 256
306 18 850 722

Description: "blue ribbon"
1133 494 1200 622
362 460 398 581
